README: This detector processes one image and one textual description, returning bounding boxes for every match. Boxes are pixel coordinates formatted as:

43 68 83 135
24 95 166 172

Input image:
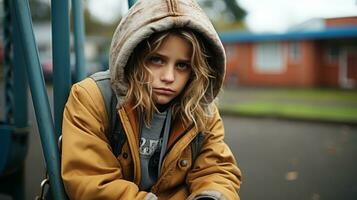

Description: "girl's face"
146 34 192 105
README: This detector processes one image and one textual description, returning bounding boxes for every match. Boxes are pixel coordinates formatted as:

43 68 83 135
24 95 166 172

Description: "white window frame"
254 42 285 74
326 45 340 64
288 41 301 61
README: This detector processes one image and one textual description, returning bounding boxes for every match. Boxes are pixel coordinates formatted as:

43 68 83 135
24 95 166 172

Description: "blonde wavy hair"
125 29 216 132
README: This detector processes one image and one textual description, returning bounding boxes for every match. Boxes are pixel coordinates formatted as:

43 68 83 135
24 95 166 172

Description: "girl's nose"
161 65 175 83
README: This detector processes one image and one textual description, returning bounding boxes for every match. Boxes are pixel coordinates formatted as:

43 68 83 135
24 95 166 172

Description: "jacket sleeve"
61 79 154 200
186 106 242 200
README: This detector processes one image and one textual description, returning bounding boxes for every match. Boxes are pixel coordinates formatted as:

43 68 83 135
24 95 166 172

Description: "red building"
220 16 357 88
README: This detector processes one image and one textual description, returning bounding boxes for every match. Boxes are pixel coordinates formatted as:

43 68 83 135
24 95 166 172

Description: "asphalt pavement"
224 116 357 200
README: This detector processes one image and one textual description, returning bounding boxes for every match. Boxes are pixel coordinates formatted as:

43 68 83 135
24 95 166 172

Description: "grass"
218 87 357 123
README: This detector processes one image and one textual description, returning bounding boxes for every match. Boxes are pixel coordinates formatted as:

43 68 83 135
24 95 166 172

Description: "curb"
220 109 357 127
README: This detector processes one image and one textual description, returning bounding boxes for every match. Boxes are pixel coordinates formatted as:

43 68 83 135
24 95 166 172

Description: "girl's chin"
154 100 173 112
153 95 174 106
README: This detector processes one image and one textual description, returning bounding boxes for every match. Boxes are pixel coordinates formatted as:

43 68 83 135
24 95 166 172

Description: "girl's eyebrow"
153 52 191 63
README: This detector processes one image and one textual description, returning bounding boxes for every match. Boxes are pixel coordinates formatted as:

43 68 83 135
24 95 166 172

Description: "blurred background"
0 0 357 199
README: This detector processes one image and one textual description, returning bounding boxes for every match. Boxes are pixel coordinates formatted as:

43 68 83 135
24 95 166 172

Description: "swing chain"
35 174 50 200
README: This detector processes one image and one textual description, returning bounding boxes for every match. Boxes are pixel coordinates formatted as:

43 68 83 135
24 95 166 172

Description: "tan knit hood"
109 0 226 106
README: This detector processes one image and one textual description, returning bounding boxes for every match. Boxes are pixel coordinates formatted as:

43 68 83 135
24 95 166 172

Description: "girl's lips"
153 88 175 95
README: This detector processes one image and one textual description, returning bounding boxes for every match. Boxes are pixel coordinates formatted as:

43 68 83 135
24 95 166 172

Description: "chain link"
35 175 50 200
3 0 14 124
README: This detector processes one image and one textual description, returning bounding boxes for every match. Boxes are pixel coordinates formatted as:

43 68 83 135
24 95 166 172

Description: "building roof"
219 26 357 43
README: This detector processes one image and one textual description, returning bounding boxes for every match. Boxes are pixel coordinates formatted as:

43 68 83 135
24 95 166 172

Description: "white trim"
253 42 286 74
288 41 301 62
339 47 356 88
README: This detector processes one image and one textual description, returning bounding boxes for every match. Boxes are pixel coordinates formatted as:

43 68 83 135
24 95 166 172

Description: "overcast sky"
87 0 357 33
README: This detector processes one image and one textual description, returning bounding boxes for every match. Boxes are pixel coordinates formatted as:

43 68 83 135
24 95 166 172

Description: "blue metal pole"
9 22 28 196
72 0 86 82
128 0 136 8
12 6 28 131
3 0 14 125
52 0 71 139
12 0 68 199
12 0 29 177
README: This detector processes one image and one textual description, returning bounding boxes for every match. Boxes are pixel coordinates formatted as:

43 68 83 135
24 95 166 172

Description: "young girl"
61 0 242 199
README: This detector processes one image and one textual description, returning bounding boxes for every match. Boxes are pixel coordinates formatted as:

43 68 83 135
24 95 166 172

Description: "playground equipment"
0 0 135 199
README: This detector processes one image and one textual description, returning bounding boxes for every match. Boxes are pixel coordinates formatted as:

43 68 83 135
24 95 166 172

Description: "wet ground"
1 85 357 199
224 116 357 200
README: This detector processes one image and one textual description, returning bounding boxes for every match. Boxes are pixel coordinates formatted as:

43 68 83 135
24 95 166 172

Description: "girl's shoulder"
70 78 103 102
67 78 107 118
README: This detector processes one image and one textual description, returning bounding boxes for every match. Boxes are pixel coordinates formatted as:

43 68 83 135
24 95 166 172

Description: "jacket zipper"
164 124 194 159
151 126 197 194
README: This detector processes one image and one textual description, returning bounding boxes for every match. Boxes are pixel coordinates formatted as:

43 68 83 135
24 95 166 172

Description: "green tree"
223 0 246 21
82 5 118 37
198 0 247 31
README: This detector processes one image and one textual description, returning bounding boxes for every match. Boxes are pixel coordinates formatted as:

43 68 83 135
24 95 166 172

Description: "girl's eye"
148 56 163 65
176 62 190 71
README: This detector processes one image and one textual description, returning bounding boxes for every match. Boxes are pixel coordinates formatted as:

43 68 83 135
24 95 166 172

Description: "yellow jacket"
61 78 241 199
62 0 242 198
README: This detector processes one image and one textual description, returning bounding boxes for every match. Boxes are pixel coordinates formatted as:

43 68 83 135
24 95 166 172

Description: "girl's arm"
61 78 156 200
186 106 242 200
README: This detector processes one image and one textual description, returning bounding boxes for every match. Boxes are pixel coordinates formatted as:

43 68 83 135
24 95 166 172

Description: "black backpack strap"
90 70 126 157
110 95 126 157
191 132 205 165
